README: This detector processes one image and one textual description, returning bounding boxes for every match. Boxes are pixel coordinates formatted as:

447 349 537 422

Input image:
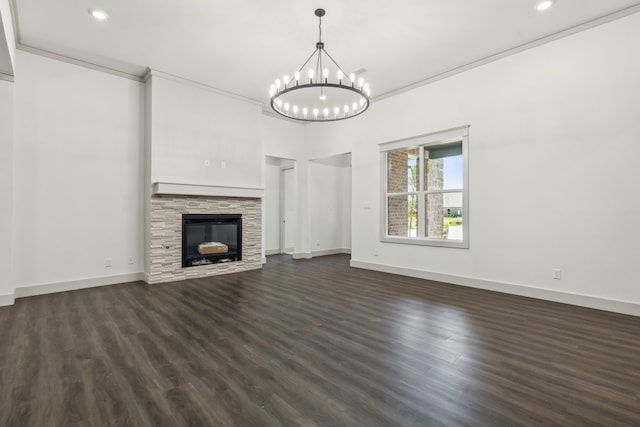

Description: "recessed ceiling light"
535 0 555 11
89 9 109 20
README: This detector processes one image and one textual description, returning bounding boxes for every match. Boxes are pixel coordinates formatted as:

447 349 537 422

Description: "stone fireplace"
147 188 262 284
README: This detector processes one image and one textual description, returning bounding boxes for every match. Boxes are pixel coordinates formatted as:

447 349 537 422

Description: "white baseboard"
14 272 146 299
350 259 640 317
262 257 267 264
265 249 281 256
312 248 352 257
293 252 312 259
0 292 15 306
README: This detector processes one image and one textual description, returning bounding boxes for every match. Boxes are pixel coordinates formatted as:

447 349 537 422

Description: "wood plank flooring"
1 254 639 426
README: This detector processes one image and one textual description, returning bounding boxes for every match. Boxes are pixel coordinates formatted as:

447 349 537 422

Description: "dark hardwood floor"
1 254 639 426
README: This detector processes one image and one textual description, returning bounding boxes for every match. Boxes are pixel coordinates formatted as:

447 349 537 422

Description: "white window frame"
380 125 469 249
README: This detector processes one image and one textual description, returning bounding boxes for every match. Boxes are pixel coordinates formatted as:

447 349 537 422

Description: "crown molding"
16 44 144 82
10 3 640 107
373 3 640 102
145 68 263 107
260 107 309 125
0 71 14 82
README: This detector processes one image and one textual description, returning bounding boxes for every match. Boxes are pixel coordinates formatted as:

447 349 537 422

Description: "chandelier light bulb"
269 85 276 97
308 69 315 81
294 71 300 82
352 102 358 111
276 99 283 108
323 108 329 118
313 108 319 118
303 107 308 118
275 79 281 90
320 95 326 101
323 68 329 80
283 75 290 86
349 73 355 84
284 103 290 112
344 105 349 114
358 77 364 89
359 98 365 107
333 106 340 116
337 70 344 81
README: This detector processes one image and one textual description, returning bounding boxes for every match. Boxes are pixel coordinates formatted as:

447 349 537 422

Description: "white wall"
149 74 263 189
13 51 144 290
0 79 13 304
261 115 305 160
310 153 351 254
303 13 640 309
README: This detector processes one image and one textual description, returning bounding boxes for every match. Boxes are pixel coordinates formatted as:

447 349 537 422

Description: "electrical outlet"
128 256 134 265
552 268 561 280
105 258 112 267
204 159 210 166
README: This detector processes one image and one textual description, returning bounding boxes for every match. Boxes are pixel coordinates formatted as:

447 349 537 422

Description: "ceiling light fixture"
89 9 109 20
535 0 555 11
269 9 370 122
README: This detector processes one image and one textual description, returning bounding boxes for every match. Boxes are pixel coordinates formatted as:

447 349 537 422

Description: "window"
380 126 469 248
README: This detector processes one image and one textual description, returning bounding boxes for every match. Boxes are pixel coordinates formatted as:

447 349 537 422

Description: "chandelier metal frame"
269 8 371 122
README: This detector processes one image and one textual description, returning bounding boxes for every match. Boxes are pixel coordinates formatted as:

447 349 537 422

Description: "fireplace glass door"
182 214 242 267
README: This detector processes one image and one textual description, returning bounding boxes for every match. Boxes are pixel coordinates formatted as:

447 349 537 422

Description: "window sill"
381 236 469 249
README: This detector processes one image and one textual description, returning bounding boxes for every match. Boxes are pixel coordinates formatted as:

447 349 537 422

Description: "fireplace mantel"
152 182 264 199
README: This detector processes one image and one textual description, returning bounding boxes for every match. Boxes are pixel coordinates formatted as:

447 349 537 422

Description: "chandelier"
269 8 371 122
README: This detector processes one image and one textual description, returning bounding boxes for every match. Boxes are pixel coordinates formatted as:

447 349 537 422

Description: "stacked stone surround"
149 195 261 284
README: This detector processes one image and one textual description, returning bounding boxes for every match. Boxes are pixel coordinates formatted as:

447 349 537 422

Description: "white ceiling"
13 0 640 110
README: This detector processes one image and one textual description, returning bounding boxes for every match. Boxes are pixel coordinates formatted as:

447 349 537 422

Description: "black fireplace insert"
182 214 242 267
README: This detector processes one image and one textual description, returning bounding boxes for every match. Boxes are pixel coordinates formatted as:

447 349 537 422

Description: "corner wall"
0 79 13 305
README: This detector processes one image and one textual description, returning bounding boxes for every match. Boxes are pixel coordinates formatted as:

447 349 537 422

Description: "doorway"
309 152 352 257
264 156 296 256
